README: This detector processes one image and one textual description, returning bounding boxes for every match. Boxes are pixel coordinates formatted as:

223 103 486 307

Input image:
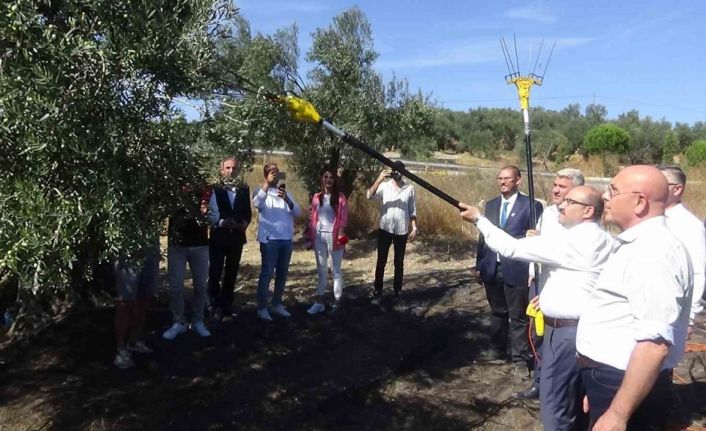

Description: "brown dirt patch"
1 237 705 430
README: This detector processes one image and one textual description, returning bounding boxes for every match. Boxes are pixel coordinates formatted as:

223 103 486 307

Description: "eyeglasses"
561 197 591 207
606 184 643 199
496 176 518 182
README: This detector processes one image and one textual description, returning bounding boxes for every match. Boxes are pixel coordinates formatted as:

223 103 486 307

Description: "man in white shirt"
576 165 692 431
460 185 612 430
659 165 705 334
522 168 586 400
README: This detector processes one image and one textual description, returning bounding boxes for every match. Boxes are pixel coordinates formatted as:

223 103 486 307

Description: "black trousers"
208 242 244 315
374 229 408 295
483 263 530 363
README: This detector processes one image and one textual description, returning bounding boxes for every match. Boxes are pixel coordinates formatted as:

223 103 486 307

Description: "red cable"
528 318 541 366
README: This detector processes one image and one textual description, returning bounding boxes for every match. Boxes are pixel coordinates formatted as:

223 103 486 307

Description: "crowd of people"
459 163 704 430
112 157 417 366
110 155 704 431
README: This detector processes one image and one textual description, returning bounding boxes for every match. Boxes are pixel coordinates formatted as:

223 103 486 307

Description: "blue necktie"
500 201 509 228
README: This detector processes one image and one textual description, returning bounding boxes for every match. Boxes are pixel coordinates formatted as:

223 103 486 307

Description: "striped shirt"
576 216 693 371
367 180 417 235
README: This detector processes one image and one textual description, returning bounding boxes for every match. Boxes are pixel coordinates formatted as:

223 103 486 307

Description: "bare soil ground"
1 237 705 430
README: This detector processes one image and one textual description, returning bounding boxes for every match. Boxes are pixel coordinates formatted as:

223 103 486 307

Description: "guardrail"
253 148 612 185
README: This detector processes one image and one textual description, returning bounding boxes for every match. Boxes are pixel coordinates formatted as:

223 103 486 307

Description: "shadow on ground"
1 258 705 430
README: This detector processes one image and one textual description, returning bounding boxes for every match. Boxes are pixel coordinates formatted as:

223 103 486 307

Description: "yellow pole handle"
526 304 544 336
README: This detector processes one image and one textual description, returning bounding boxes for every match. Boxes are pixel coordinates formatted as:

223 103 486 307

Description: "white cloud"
376 35 592 70
377 39 501 69
505 5 557 23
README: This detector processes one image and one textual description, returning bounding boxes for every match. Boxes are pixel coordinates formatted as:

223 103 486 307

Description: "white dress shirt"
576 216 693 371
476 217 613 319
529 204 565 284
252 188 302 243
367 180 416 235
665 203 706 323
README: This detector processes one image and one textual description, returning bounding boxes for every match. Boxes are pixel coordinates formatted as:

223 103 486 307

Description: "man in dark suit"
207 157 252 321
475 165 543 376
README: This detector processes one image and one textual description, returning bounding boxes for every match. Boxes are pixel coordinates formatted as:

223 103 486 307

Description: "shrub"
685 140 706 166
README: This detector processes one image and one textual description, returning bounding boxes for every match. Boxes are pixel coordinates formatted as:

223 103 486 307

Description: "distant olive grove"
425 105 706 168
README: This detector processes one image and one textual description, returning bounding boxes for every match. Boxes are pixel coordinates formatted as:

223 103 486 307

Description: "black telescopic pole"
522 115 537 229
320 119 461 208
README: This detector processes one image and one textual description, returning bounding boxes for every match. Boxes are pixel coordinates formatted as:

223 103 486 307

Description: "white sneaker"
191 321 211 337
162 322 187 340
127 340 153 354
271 304 291 318
307 302 325 315
257 308 273 321
114 349 135 369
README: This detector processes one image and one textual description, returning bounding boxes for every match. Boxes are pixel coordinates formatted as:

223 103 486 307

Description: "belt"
576 353 613 369
544 316 579 328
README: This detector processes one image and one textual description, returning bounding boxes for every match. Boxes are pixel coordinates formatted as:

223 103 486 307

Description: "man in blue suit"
475 165 543 375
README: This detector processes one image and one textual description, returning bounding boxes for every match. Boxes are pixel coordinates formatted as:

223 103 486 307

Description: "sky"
213 0 706 125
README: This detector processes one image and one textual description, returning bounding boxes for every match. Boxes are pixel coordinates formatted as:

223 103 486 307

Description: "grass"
240 155 706 243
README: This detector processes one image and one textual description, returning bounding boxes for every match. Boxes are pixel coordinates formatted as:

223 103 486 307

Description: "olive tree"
0 0 239 327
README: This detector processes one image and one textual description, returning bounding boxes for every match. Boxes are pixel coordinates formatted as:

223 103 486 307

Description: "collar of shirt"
501 191 519 207
665 202 695 219
615 216 666 246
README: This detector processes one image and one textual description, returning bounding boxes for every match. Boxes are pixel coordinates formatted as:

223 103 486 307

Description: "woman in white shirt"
306 166 349 314
252 163 302 321
367 165 417 302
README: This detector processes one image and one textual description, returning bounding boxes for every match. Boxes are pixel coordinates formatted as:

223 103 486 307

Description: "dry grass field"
245 154 706 243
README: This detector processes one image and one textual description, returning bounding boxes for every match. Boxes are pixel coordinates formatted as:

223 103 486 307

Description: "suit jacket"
209 185 252 246
476 193 543 287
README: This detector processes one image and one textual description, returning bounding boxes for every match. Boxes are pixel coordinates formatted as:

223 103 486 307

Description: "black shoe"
513 385 539 399
474 349 507 364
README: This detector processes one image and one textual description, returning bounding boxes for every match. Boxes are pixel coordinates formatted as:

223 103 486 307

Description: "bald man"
576 165 693 431
460 185 613 430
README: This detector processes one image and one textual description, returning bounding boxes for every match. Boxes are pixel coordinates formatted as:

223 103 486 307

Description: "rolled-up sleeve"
627 258 683 346
408 187 417 219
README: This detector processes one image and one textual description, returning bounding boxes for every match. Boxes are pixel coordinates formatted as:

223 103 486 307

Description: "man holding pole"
461 184 612 430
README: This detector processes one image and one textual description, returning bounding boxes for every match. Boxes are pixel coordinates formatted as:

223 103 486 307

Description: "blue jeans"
257 240 293 309
581 364 672 430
